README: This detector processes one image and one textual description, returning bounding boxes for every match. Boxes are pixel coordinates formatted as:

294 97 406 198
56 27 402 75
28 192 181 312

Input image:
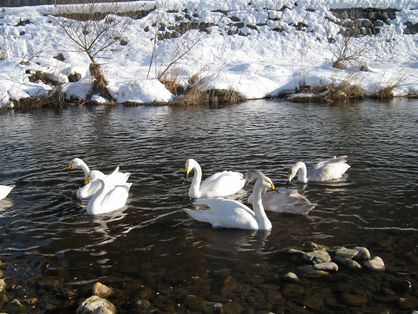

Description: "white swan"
67 158 130 199
0 185 14 201
84 170 131 215
183 170 274 230
288 155 350 183
248 189 317 215
185 158 245 198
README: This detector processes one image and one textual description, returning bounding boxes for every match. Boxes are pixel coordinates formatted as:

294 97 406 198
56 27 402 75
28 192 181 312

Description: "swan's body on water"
185 159 245 198
0 185 14 201
67 158 130 199
288 155 350 183
85 170 131 215
183 170 274 230
248 189 316 215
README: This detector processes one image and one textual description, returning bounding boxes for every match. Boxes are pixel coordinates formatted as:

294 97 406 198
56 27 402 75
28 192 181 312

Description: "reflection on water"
0 99 417 312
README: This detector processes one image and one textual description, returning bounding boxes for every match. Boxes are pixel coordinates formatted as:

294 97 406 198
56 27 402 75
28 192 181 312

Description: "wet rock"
335 281 353 293
304 294 324 310
299 265 330 277
207 301 223 313
390 278 412 293
76 296 116 314
333 247 358 259
92 282 113 299
0 260 4 268
303 250 331 264
11 298 26 312
313 262 339 272
136 299 151 311
37 276 64 290
341 293 368 306
0 269 3 278
302 241 329 251
0 278 6 293
282 272 299 282
221 275 238 296
27 297 39 305
364 256 385 272
185 294 209 312
353 246 371 260
284 248 305 255
223 300 242 314
138 287 154 299
333 256 362 269
281 284 305 298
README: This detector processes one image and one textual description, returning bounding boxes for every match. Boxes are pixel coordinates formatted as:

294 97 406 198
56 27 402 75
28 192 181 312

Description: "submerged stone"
299 265 330 277
304 250 332 264
282 272 299 282
313 262 339 272
0 279 6 293
333 256 362 269
334 247 358 259
76 295 116 314
364 256 385 272
341 293 368 306
93 282 113 299
353 246 371 260
304 294 325 310
282 283 305 298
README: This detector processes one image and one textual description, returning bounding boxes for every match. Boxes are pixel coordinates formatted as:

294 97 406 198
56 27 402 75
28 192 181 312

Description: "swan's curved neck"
251 180 272 230
78 160 91 176
297 162 308 183
189 163 202 198
88 178 106 214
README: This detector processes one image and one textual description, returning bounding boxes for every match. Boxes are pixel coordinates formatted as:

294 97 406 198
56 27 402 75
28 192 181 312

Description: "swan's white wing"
109 166 120 175
77 181 101 199
310 156 350 181
199 171 245 198
259 190 317 214
88 183 131 215
106 171 130 185
184 198 258 229
0 185 14 200
314 155 348 169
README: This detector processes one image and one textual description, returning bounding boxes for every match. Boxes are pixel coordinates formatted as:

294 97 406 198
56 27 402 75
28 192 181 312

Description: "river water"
0 99 417 313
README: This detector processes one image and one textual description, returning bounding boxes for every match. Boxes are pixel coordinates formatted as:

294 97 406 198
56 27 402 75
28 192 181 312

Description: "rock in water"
333 256 362 269
364 256 385 272
303 250 331 264
76 295 116 314
283 272 299 282
93 282 113 298
353 246 371 260
334 247 358 259
313 262 339 272
0 279 6 293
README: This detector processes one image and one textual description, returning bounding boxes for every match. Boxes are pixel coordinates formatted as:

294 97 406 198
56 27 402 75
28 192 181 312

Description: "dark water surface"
0 99 417 313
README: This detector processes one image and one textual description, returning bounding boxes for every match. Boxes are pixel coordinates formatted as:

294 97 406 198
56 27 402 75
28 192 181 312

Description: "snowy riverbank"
0 0 417 109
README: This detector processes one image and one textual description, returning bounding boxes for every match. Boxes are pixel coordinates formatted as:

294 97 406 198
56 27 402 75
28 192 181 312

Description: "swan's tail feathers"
110 166 120 175
183 208 212 223
8 185 16 190
125 172 131 180
334 155 348 163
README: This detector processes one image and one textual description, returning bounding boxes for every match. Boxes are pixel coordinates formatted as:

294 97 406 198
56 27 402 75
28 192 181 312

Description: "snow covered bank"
0 0 417 108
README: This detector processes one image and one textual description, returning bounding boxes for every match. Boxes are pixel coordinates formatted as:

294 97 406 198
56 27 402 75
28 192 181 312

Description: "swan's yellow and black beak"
185 167 191 179
270 182 276 191
84 177 90 185
67 163 73 170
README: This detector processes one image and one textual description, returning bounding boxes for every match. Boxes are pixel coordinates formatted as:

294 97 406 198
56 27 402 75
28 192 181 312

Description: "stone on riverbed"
93 282 113 299
282 272 299 282
299 265 330 277
313 262 339 272
353 246 371 260
303 250 331 264
0 279 6 293
364 256 385 272
333 247 358 259
333 256 362 269
76 295 116 314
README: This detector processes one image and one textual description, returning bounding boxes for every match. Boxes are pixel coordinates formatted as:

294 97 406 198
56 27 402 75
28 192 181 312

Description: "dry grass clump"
325 81 366 102
12 87 66 110
160 77 185 96
374 86 395 99
29 71 60 86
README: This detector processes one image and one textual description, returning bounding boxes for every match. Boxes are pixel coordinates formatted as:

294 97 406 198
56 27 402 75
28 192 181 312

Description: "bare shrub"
28 71 60 86
51 1 128 101
12 86 66 110
160 77 185 96
329 27 368 69
372 75 405 99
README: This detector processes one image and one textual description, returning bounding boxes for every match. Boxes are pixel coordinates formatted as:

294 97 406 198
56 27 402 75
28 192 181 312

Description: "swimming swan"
84 170 131 215
183 170 275 230
0 185 14 200
288 155 350 183
248 188 317 215
67 157 130 199
185 159 245 198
